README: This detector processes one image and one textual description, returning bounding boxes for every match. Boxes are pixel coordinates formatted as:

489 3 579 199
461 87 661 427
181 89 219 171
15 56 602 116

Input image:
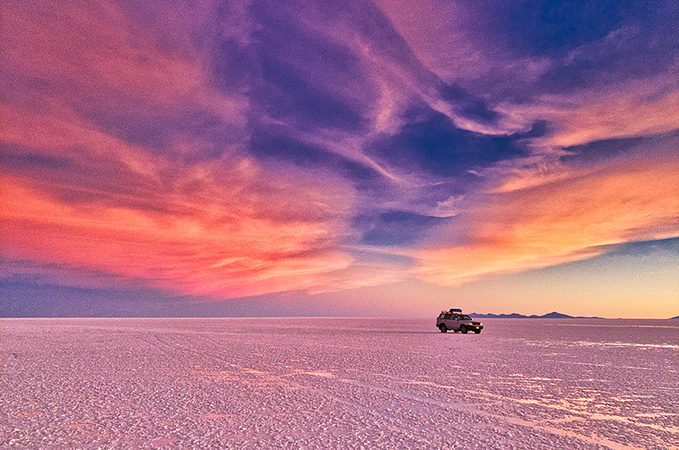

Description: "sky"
1 0 678 318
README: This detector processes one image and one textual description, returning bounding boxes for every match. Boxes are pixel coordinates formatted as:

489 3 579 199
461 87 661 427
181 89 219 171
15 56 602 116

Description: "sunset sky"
2 0 678 318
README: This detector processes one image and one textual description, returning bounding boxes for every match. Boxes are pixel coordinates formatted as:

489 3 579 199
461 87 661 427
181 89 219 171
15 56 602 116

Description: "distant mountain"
540 312 573 319
470 311 603 319
469 313 535 319
671 315 679 320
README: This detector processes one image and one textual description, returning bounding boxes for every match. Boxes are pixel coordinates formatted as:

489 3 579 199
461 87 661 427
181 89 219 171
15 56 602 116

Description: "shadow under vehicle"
436 309 483 334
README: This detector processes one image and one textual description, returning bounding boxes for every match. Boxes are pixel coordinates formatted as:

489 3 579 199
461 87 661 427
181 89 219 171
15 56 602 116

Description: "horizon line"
1 315 677 320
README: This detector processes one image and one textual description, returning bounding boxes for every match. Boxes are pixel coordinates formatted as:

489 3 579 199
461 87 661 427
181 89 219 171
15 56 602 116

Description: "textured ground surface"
1 318 678 449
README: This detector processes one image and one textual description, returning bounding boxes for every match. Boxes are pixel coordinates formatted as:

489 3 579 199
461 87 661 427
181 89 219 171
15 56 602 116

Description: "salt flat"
1 318 677 449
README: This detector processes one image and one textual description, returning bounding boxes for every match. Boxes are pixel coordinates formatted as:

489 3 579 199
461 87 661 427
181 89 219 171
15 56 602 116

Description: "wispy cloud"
415 138 679 286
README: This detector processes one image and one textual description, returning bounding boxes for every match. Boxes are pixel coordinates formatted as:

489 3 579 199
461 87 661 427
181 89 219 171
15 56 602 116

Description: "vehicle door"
441 314 456 330
441 313 454 329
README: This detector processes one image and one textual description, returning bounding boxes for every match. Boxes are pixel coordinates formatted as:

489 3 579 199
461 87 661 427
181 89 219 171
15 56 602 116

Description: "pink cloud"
2 0 246 127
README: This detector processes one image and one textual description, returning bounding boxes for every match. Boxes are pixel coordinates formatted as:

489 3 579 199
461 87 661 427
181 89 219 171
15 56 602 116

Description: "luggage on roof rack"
449 308 462 313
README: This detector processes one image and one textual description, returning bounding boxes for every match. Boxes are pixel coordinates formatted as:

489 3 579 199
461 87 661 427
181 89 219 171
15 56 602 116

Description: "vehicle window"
444 314 451 320
461 315 472 320
438 313 445 319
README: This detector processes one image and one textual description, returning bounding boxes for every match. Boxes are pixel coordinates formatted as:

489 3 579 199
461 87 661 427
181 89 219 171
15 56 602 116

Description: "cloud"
495 66 679 149
415 139 679 286
1 0 409 299
0 147 359 298
0 0 371 299
2 0 247 136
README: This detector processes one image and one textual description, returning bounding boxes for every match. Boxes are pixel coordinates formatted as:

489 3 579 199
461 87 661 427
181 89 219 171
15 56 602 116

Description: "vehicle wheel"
474 330 481 334
439 324 447 333
460 326 468 334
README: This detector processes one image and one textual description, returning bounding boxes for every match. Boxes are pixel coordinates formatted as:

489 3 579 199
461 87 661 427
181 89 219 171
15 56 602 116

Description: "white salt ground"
1 317 677 449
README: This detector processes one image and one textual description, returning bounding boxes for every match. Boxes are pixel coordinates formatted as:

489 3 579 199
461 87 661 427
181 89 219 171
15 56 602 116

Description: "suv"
436 310 483 334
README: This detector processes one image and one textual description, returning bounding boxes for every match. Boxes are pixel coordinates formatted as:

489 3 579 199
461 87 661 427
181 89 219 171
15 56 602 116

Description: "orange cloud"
0 102 360 298
415 143 679 286
0 160 357 298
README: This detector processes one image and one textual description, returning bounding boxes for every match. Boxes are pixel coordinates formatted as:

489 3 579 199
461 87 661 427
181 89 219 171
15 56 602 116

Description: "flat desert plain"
1 318 678 449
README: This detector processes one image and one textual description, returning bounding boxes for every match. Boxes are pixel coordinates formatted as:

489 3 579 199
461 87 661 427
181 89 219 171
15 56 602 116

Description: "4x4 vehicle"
436 310 483 334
